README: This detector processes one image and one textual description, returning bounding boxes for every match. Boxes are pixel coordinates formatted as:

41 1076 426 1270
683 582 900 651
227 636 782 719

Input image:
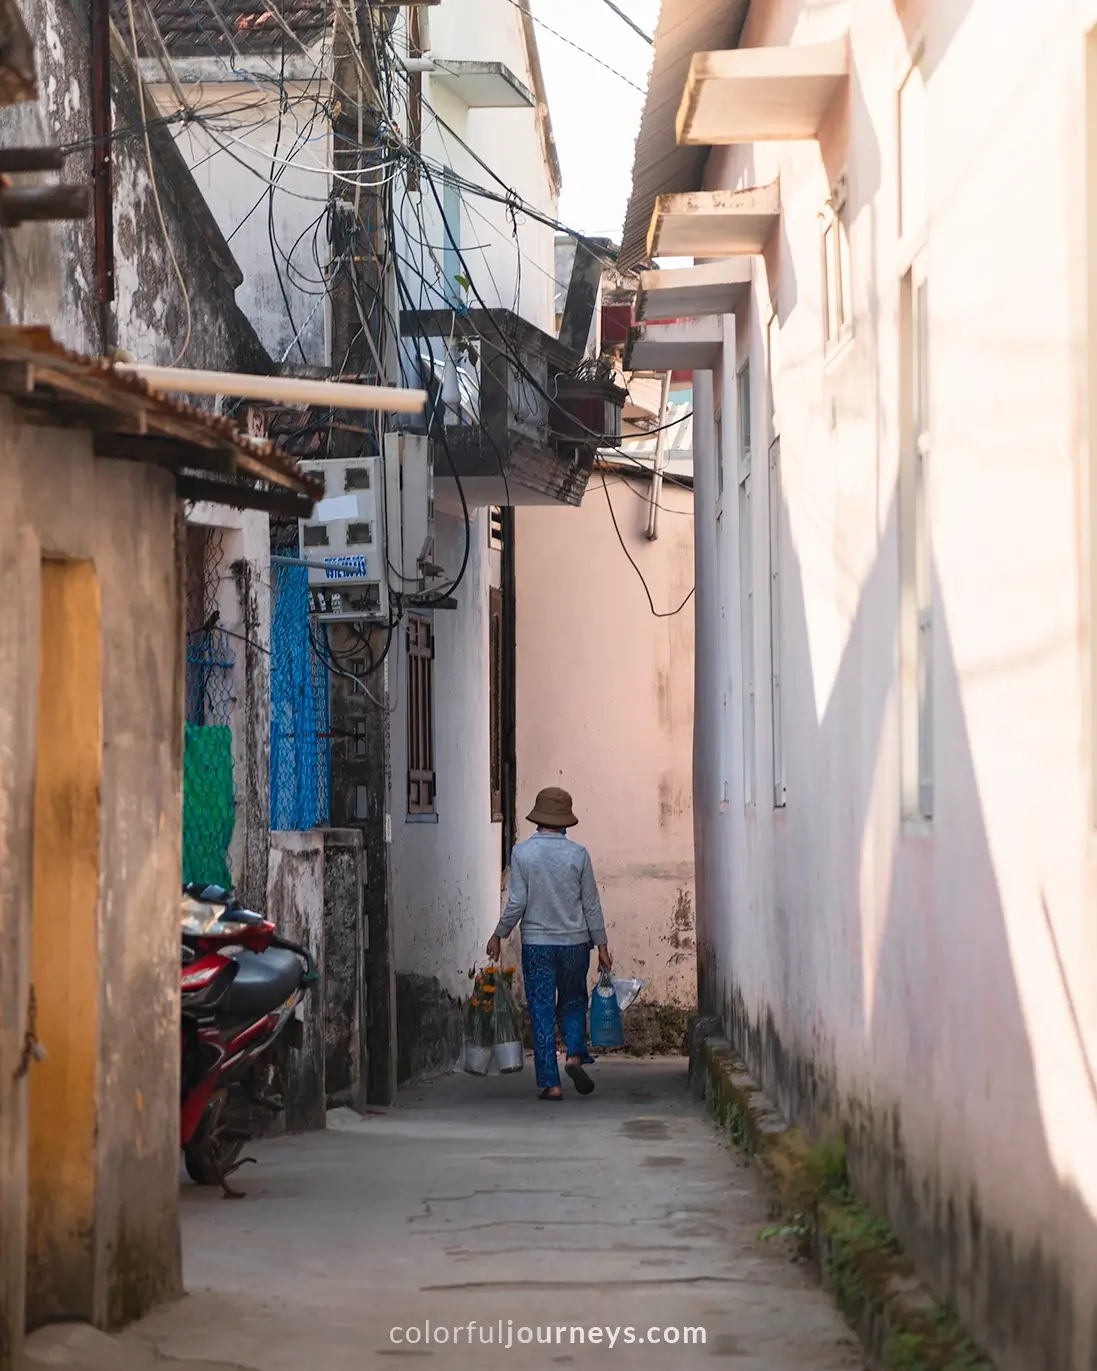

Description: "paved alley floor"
119 1058 865 1371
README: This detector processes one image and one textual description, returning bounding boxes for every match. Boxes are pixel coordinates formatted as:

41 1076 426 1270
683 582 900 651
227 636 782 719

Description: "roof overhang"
0 327 321 516
676 36 849 145
647 179 780 259
428 60 533 108
626 317 722 371
618 0 751 269
636 258 752 321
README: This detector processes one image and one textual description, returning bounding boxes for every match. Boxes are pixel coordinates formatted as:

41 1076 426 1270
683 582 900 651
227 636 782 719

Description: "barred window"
407 614 436 815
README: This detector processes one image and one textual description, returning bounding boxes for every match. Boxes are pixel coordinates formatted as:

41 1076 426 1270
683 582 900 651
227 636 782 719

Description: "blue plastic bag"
590 969 624 1049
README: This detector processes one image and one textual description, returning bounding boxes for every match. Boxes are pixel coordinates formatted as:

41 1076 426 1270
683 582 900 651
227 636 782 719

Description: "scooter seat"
222 948 304 1018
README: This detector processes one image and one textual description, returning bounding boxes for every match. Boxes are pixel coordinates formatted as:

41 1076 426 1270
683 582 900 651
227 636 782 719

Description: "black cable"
500 0 645 92
412 158 700 495
388 208 474 603
597 0 653 44
600 473 695 618
269 46 308 363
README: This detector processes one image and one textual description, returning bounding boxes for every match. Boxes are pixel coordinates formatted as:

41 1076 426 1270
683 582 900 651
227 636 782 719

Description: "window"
489 506 505 552
714 405 731 808
407 614 436 815
443 176 464 307
489 588 503 822
769 439 786 807
822 178 852 351
737 362 756 807
899 256 932 822
737 363 752 465
715 411 725 503
766 311 785 807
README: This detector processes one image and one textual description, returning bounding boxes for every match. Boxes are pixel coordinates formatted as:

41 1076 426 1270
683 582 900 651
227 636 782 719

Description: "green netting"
182 722 235 888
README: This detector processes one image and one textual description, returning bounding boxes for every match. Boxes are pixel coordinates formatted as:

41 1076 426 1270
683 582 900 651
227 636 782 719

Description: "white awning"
647 180 780 259
428 61 534 109
636 258 752 321
627 317 722 371
676 37 849 145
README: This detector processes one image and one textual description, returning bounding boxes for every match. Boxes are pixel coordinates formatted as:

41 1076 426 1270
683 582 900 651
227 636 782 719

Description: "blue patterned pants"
522 942 591 1089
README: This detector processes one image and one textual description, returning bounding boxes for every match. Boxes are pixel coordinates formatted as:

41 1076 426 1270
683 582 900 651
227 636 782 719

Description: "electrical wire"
504 0 646 92
600 473 695 618
596 0 653 44
269 47 308 363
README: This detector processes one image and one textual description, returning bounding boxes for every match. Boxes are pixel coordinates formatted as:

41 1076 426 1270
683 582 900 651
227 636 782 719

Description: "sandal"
565 1062 595 1095
539 1087 563 1101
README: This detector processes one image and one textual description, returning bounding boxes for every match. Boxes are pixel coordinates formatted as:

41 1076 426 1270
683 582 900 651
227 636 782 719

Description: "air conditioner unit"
383 432 437 593
297 456 390 623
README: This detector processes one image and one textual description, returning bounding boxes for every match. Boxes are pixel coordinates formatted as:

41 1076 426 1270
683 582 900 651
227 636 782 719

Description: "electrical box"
383 432 436 593
297 456 390 623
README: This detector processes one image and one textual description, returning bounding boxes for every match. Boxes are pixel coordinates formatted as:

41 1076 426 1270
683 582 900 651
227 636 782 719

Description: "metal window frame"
489 586 504 822
406 612 437 816
899 253 933 826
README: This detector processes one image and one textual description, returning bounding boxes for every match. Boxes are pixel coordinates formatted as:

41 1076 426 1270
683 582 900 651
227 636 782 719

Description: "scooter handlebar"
268 933 319 986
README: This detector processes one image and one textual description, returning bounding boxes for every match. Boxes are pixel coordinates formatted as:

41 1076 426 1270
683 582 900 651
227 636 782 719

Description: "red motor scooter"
180 884 316 1197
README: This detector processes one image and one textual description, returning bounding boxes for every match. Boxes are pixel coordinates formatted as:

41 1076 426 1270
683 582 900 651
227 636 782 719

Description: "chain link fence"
183 624 237 887
270 525 331 831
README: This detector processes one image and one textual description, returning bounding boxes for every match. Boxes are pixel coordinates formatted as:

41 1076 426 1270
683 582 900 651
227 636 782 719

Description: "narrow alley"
106 1062 859 1371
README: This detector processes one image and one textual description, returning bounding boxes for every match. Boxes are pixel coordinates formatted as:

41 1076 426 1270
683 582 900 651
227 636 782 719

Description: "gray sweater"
494 831 607 947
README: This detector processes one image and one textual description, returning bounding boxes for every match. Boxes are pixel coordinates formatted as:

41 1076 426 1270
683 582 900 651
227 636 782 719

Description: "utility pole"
326 0 398 1106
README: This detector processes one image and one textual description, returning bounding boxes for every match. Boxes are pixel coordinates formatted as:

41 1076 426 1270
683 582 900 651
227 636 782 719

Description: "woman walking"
486 787 612 1100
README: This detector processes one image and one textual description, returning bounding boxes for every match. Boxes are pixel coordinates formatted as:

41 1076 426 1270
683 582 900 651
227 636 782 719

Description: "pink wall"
515 471 696 1005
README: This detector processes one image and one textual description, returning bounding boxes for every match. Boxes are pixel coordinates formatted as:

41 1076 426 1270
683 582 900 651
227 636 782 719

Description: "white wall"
689 1 1097 1366
395 0 557 331
390 508 500 999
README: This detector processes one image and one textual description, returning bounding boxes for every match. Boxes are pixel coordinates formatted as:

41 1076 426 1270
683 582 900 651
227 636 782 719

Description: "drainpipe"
645 369 673 541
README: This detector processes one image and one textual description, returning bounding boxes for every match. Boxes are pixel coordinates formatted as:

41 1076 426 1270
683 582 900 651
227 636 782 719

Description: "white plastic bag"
613 978 644 1013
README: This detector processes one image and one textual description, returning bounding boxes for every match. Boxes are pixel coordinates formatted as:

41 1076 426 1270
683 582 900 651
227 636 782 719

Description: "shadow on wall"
715 472 1097 1370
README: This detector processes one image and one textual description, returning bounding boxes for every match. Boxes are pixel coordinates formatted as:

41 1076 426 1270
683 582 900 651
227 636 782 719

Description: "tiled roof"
123 0 331 57
0 326 322 516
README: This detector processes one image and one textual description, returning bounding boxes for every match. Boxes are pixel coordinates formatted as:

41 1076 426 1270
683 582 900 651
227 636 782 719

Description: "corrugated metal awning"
618 0 750 271
0 326 323 516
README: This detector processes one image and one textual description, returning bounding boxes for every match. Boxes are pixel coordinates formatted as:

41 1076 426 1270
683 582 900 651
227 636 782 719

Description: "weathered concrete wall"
267 831 326 1135
0 2 267 374
0 411 183 1369
319 829 366 1109
185 504 272 909
515 478 697 1007
690 1 1097 1367
395 974 464 1084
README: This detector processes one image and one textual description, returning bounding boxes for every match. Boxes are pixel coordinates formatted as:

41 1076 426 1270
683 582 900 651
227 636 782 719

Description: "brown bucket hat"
527 786 579 828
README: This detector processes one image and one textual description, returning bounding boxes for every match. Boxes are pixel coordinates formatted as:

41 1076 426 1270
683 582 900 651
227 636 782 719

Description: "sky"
529 0 661 241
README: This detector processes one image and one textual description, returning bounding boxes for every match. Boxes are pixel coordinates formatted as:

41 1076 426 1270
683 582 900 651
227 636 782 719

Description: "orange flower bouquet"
492 967 524 1073
463 966 497 1076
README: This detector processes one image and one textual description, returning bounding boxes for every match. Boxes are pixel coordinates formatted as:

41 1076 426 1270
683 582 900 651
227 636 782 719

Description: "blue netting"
271 562 331 829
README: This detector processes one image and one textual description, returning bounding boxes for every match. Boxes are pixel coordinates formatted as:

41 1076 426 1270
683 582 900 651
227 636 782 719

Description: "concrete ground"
77 1059 865 1370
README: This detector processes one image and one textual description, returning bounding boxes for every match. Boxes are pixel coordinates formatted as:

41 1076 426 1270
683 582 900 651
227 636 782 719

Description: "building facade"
515 459 697 1015
622 1 1097 1367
